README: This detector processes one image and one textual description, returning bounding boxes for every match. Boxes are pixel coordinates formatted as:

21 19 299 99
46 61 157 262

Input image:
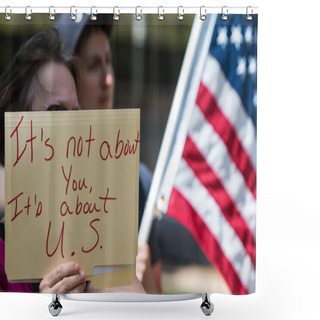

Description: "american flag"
139 14 257 294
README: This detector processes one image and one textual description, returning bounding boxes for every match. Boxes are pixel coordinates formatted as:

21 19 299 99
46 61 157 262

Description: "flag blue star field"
163 14 257 294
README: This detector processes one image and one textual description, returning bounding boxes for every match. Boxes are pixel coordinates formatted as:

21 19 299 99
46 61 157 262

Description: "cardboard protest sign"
5 109 140 288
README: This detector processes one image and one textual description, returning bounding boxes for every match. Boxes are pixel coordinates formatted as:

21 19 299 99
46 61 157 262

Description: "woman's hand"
39 262 86 294
136 243 162 293
136 243 149 282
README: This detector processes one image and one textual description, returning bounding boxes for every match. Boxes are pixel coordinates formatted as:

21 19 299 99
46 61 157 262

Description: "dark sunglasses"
47 105 68 111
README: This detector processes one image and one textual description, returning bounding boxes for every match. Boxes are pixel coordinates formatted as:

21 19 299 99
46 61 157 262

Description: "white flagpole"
138 14 217 245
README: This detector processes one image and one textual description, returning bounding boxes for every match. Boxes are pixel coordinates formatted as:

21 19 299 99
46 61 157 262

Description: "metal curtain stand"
200 293 214 316
48 293 214 317
48 294 63 317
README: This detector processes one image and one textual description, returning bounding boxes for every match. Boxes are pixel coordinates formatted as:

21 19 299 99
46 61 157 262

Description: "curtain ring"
70 6 77 21
246 6 253 21
25 6 32 21
135 6 142 21
221 6 228 21
177 6 184 21
5 6 12 21
158 6 164 21
90 6 97 21
49 6 55 21
200 6 207 21
113 6 120 21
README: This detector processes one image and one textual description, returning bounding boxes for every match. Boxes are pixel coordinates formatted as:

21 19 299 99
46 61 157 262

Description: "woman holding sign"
0 27 144 294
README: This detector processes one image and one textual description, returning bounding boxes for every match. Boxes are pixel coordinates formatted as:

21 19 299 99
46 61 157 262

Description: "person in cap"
55 14 162 294
56 14 114 110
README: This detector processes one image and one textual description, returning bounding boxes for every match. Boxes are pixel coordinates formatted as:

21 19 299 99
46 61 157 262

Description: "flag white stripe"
174 159 255 292
202 55 256 169
188 105 256 234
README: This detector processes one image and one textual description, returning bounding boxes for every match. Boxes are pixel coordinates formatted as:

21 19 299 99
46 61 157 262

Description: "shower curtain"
0 8 257 298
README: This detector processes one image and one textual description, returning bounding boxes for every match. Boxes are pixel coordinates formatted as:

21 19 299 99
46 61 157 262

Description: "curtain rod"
0 6 259 16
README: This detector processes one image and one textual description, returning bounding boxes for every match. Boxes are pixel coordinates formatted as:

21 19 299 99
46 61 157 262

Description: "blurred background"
0 14 228 294
0 14 191 177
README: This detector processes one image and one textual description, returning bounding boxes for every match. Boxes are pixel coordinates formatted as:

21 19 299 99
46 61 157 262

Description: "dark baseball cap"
55 13 113 55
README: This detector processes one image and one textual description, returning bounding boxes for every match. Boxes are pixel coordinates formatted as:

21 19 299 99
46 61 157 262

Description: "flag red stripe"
183 135 256 267
196 82 256 198
167 187 249 294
